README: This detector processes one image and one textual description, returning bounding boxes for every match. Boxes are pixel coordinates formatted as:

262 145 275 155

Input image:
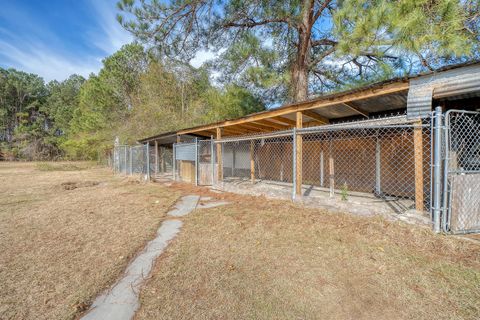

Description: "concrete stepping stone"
168 195 200 217
81 195 199 320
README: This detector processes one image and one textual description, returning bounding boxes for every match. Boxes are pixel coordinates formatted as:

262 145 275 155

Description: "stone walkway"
81 194 231 320
81 195 200 320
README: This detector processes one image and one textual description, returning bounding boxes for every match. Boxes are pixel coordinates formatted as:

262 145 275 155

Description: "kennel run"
115 61 480 235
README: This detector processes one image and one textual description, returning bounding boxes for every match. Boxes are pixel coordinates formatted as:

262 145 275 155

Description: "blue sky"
0 0 133 81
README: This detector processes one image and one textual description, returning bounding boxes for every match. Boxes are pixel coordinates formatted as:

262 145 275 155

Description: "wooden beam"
177 81 408 135
271 116 296 126
235 123 270 132
254 119 289 130
342 102 369 118
216 127 223 182
194 130 215 137
222 126 253 135
230 123 271 134
414 120 424 212
302 110 329 124
295 111 303 196
236 122 275 132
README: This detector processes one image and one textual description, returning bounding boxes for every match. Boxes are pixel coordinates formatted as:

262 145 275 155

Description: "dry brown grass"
137 185 480 320
0 162 180 320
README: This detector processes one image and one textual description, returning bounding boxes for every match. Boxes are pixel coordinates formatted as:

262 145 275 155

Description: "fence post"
442 111 451 233
124 146 128 175
155 140 159 177
129 146 133 175
216 128 223 183
292 128 297 200
211 136 215 185
320 150 324 187
146 143 151 181
195 138 198 186
295 111 303 197
173 143 176 181
250 140 255 183
329 157 335 197
113 147 117 174
375 134 381 195
432 106 443 233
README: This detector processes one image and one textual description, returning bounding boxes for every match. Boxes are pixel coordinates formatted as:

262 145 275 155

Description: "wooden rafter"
177 81 408 135
341 102 369 118
302 110 329 124
271 116 296 126
254 119 289 130
194 131 214 137
242 122 275 132
235 123 272 132
222 126 252 135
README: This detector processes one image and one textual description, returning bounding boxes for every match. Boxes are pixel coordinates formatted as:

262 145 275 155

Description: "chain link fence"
113 143 174 178
299 117 432 210
218 131 294 184
210 116 431 213
113 144 148 177
115 109 479 234
443 110 480 234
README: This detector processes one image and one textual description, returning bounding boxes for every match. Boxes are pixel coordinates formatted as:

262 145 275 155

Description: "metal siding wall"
175 143 196 161
407 64 480 119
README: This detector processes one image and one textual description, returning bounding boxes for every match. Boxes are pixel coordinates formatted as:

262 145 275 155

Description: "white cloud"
190 50 216 68
88 0 133 55
0 39 101 81
0 0 133 81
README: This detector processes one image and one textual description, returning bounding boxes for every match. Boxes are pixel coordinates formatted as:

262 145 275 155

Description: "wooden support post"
295 111 303 196
414 120 424 212
216 127 223 182
154 140 159 176
250 140 255 183
160 147 165 173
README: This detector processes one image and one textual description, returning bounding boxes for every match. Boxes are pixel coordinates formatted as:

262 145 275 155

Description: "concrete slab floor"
213 178 431 227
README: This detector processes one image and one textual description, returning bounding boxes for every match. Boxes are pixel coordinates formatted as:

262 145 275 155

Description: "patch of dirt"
60 181 100 190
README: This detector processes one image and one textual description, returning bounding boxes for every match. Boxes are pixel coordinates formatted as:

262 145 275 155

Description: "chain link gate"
214 116 432 216
443 110 480 234
298 117 432 211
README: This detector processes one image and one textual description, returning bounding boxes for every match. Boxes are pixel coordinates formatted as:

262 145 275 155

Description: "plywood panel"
450 174 480 232
180 160 195 183
199 163 212 185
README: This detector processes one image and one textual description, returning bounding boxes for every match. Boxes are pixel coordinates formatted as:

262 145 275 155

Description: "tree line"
2 0 478 161
0 44 264 160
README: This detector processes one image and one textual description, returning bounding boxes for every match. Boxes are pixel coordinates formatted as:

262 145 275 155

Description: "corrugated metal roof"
407 63 480 118
139 60 480 140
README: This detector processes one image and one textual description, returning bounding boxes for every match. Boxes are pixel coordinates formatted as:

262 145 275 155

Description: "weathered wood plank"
296 111 303 196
